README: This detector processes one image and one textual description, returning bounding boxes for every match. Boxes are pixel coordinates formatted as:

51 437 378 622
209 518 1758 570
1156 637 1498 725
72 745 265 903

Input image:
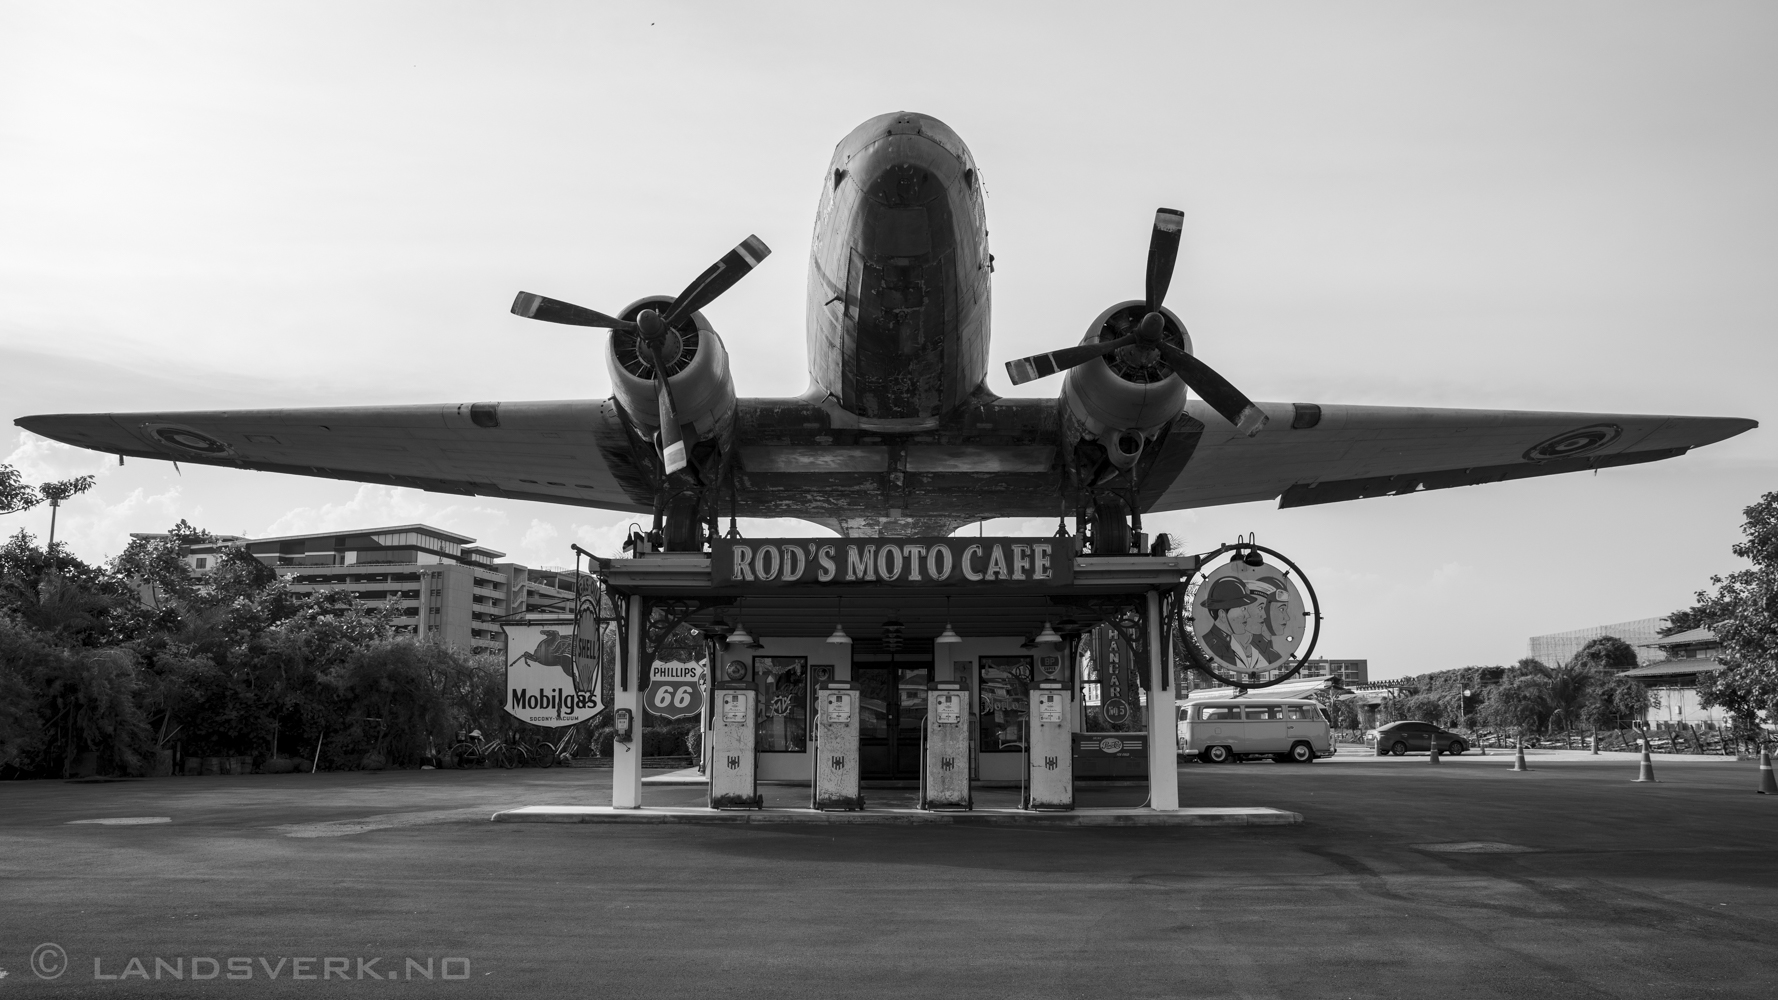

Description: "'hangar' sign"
712 537 1073 588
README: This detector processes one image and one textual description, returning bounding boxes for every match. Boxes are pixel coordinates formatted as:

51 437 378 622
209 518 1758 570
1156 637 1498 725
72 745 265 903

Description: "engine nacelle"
1060 300 1190 472
604 295 737 448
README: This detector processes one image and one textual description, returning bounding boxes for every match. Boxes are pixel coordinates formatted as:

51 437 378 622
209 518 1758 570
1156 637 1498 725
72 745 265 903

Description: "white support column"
1146 589 1179 811
613 595 644 809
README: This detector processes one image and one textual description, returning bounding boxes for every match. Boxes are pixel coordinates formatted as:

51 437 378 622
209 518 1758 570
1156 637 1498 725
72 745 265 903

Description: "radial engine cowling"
1060 300 1191 472
604 296 737 448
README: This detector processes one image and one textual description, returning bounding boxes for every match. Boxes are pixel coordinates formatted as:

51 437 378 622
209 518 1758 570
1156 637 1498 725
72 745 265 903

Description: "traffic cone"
1510 740 1529 772
1428 737 1441 764
1757 749 1777 794
1633 740 1657 783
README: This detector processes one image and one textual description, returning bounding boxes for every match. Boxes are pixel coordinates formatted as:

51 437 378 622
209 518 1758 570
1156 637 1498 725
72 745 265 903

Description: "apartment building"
1296 658 1369 686
154 523 591 656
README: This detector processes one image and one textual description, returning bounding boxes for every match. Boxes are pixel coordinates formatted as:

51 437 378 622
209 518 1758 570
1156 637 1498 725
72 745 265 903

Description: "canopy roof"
1619 659 1726 679
1182 676 1339 701
1637 627 1717 648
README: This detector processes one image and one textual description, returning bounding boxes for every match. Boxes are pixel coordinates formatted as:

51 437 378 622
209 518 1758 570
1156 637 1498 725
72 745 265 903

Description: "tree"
1545 663 1595 733
1480 673 1555 732
0 464 35 514
1668 491 1778 732
113 520 216 609
1570 636 1640 674
1382 693 1449 725
2 463 96 569
1582 672 1656 730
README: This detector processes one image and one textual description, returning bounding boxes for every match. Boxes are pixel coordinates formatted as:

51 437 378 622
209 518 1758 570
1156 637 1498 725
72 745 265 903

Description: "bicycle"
502 739 534 769
532 732 581 768
451 730 525 769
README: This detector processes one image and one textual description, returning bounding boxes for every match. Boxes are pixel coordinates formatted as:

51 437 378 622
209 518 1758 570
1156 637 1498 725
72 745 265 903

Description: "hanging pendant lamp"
726 621 753 646
826 596 851 644
1034 620 1063 645
935 595 963 645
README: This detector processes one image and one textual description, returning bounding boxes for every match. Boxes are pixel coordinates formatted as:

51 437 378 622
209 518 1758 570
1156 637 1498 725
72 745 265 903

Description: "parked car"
1178 698 1336 763
1365 720 1468 756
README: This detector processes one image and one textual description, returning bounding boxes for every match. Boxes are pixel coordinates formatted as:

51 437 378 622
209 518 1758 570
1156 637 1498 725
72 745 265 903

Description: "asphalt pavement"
1 753 1773 998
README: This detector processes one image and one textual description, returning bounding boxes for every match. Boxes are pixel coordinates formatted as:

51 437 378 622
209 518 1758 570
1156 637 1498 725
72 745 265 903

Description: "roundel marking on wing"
145 424 234 456
1522 424 1622 463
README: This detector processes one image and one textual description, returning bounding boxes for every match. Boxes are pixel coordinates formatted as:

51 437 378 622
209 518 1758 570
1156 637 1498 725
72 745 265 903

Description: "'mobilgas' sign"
712 537 1072 589
502 621 602 728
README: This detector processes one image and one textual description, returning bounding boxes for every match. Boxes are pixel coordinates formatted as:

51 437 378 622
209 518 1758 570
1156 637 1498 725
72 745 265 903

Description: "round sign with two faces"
1189 558 1307 676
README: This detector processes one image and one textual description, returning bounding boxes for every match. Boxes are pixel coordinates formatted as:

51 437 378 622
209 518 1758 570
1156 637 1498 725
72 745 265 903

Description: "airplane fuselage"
805 112 992 426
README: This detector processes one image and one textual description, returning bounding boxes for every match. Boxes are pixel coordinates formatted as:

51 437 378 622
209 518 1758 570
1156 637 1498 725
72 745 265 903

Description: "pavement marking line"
65 817 172 826
1412 841 1540 853
273 807 493 838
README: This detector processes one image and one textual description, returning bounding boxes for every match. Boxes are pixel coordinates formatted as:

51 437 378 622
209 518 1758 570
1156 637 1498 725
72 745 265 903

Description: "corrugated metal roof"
1619 658 1726 678
1182 676 1338 701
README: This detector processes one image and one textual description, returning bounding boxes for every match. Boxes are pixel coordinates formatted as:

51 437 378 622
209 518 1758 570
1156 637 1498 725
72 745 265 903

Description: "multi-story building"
1296 658 1368 686
499 564 588 618
233 526 511 653
155 523 583 656
1626 628 1730 728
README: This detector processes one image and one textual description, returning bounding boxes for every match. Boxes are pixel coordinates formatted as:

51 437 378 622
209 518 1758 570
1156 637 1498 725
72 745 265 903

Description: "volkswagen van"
1178 699 1335 764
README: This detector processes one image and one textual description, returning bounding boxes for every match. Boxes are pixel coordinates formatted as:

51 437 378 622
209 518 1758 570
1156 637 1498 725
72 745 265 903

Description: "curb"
490 805 1303 827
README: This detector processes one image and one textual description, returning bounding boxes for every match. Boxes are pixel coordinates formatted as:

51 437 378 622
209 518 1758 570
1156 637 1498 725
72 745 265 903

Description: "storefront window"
753 656 808 752
978 656 1032 752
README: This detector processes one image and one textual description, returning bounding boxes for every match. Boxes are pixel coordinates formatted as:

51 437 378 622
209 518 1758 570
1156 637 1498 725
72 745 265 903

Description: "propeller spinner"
1005 209 1267 437
511 235 771 473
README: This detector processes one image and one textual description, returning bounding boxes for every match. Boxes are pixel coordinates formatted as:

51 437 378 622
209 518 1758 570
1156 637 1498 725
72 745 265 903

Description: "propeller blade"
1004 335 1135 386
511 292 637 331
1145 208 1185 312
653 361 688 474
661 235 772 328
1157 342 1268 437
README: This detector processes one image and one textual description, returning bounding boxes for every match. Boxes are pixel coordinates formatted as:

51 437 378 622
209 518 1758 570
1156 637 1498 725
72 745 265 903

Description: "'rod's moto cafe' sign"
712 538 1073 589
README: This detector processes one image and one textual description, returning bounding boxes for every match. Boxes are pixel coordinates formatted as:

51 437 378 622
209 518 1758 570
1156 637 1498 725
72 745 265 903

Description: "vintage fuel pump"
812 681 862 810
710 663 761 809
922 681 972 810
1027 651 1073 810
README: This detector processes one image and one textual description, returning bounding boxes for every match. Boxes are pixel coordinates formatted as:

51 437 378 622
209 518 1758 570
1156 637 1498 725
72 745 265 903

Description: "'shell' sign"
712 537 1072 589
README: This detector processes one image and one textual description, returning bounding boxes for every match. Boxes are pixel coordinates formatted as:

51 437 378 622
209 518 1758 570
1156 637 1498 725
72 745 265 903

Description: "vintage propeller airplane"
15 112 1757 552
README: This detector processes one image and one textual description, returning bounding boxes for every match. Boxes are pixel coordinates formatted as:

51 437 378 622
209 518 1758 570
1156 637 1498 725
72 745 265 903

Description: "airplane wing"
15 397 1756 522
14 401 654 513
1144 401 1757 511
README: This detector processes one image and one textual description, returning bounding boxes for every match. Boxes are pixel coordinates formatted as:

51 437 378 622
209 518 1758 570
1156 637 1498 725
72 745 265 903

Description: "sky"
2 1 1774 680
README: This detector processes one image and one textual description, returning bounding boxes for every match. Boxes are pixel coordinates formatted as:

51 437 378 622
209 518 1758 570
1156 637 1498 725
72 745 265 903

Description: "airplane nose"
833 111 974 193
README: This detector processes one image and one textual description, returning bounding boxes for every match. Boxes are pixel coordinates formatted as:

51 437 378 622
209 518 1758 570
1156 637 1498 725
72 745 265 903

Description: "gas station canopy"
598 549 1201 643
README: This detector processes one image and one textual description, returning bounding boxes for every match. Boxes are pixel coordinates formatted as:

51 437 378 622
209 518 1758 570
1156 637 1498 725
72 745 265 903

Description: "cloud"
260 485 511 539
5 431 116 481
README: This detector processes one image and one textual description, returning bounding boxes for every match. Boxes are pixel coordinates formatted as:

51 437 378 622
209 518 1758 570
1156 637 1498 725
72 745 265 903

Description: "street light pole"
46 495 59 573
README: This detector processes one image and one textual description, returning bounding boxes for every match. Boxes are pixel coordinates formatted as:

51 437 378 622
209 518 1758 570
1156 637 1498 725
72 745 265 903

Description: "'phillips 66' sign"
646 660 704 720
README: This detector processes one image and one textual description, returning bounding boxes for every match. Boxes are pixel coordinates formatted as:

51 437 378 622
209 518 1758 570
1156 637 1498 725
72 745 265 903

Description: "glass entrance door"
857 663 931 780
